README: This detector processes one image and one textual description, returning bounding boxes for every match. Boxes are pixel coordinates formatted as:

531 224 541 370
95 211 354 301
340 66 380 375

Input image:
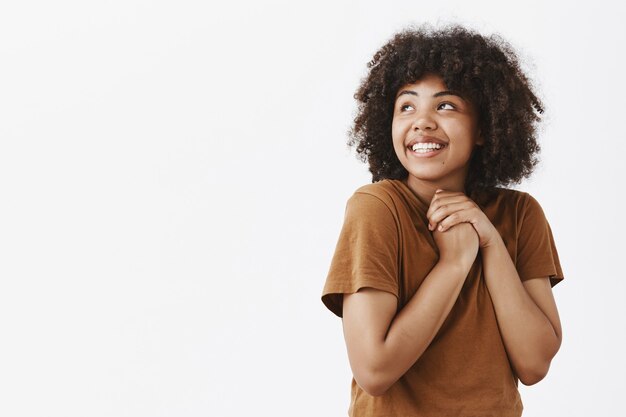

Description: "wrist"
481 231 505 251
477 224 503 249
436 257 474 278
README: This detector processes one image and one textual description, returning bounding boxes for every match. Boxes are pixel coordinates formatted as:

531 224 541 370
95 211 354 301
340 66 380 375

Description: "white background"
1 1 625 416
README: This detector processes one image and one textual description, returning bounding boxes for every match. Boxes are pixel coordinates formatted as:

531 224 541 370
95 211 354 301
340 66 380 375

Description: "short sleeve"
516 193 565 288
321 192 400 317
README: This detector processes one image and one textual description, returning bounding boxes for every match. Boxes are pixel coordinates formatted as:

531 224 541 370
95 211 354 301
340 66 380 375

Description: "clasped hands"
426 189 499 249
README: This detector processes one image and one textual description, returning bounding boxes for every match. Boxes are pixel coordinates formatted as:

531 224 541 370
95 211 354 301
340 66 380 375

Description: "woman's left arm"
480 234 562 385
427 190 562 385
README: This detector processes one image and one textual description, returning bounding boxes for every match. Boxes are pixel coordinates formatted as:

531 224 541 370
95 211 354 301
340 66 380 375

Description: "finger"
437 204 487 232
427 196 474 227
427 192 471 214
431 190 464 202
426 196 465 230
437 210 469 232
428 201 474 230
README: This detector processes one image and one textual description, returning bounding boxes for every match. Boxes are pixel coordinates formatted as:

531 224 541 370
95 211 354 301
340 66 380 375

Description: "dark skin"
341 74 562 396
349 25 544 190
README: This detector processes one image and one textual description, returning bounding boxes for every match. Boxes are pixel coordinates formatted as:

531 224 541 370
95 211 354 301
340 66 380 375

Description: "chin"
406 170 445 182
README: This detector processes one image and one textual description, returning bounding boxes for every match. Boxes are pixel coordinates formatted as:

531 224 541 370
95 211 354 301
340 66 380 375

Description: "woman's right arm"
342 222 479 397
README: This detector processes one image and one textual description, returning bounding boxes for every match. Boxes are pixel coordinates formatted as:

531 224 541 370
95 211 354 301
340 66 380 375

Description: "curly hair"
348 23 544 195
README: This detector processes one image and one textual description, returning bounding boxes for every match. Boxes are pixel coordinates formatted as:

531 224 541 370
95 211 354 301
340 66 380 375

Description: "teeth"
411 142 444 152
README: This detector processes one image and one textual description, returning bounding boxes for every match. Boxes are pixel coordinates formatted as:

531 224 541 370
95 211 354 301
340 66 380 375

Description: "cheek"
390 129 405 158
391 120 405 143
392 137 406 159
390 126 400 146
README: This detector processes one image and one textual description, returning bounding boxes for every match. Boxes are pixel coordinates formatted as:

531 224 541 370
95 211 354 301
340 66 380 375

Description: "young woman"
321 24 564 417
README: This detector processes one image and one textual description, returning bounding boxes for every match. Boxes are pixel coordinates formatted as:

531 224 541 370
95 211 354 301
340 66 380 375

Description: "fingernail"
435 189 443 193
438 224 443 231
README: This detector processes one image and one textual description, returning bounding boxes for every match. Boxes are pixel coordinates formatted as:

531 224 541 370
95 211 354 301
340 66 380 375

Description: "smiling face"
391 73 483 198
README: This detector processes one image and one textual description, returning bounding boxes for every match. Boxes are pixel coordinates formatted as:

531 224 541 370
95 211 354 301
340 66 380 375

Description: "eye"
399 104 414 112
438 102 456 110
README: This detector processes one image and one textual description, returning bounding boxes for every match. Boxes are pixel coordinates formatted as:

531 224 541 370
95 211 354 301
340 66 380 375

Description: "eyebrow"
396 90 466 101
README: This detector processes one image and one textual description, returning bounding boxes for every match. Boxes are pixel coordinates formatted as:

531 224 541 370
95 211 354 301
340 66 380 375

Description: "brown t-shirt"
321 179 564 417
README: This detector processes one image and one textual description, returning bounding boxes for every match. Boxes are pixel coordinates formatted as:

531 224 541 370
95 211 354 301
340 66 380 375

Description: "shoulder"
494 188 547 216
475 187 546 230
342 180 401 228
347 180 399 213
352 180 398 204
477 186 535 212
484 188 553 237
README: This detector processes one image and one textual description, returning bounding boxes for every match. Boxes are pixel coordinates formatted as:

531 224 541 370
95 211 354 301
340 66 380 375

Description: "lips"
407 136 448 148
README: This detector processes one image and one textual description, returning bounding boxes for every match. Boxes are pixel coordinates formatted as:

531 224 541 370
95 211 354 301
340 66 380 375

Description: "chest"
395 205 520 306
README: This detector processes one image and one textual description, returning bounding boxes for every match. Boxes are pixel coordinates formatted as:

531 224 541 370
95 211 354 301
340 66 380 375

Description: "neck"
402 175 467 206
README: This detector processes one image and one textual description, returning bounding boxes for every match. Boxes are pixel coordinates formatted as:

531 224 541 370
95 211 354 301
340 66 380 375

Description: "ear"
475 129 485 146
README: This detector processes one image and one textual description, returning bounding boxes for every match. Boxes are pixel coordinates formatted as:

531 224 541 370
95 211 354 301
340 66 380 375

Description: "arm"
427 190 563 385
480 235 562 385
342 223 479 396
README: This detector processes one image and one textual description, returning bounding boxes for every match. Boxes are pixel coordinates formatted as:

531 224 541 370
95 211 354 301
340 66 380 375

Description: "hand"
427 189 500 248
432 222 479 270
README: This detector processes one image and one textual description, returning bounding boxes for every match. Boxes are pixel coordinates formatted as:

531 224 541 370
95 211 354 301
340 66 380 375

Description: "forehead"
395 74 470 104
402 73 447 88
396 73 446 93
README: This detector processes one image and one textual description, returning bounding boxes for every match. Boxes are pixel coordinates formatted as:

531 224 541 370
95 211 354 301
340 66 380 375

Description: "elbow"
518 361 550 386
519 331 562 386
357 379 391 397
353 369 394 397
519 369 546 386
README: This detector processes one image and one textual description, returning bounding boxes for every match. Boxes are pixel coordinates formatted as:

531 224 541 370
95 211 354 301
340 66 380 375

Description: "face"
391 73 483 192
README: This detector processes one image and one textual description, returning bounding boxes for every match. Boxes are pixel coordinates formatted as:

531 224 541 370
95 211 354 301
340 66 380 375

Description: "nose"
411 111 437 131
